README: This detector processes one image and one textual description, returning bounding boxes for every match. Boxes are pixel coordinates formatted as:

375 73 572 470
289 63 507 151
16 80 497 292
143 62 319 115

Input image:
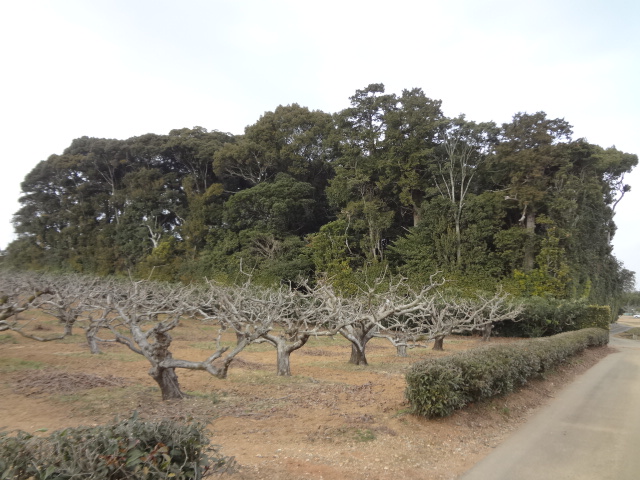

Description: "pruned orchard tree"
0 271 114 349
407 288 523 351
191 280 277 379
89 278 254 400
0 271 57 340
373 313 429 357
200 279 343 376
318 272 446 365
31 273 104 337
253 282 342 376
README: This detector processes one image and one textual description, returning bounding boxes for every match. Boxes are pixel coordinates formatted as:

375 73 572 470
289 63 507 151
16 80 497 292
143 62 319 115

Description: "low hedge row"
406 328 609 418
0 415 235 479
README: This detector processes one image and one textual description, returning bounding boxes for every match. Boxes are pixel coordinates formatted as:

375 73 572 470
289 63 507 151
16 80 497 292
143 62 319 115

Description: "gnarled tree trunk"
276 344 292 376
433 335 445 351
149 364 186 400
341 323 375 366
349 343 369 366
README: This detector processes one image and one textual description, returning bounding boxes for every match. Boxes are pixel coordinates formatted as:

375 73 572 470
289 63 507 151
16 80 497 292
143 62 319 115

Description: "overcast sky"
1 0 638 283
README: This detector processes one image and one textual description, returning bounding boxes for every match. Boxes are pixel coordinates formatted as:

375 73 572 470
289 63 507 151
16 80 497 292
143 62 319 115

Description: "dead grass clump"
299 349 335 357
219 357 268 370
14 370 128 396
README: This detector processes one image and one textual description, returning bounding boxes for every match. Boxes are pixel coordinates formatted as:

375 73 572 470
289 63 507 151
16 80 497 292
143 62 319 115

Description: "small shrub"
406 328 608 418
0 414 235 479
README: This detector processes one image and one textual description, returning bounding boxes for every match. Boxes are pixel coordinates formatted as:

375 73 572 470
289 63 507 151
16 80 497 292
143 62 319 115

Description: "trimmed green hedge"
406 328 609 418
0 415 235 479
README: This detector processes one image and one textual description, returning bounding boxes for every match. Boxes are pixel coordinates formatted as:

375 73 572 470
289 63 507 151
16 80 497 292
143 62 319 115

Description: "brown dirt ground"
0 314 616 480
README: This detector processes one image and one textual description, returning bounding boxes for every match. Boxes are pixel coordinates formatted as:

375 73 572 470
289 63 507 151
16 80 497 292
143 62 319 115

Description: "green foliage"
223 174 318 235
506 217 570 298
621 291 640 311
0 415 234 479
406 328 609 418
135 238 181 282
577 305 611 330
5 85 637 308
495 298 610 338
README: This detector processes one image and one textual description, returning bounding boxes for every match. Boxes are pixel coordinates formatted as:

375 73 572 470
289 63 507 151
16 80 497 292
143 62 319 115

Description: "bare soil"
0 315 613 480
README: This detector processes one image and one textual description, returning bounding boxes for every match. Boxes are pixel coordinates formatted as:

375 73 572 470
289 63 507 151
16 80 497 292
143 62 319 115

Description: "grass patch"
305 336 351 348
0 358 44 373
190 341 237 350
52 384 153 415
353 428 376 442
229 370 314 385
56 334 87 344
185 391 222 404
57 351 143 362
0 334 18 344
243 343 275 353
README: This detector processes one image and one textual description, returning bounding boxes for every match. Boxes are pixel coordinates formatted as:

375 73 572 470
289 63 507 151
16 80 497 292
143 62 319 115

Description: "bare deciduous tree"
373 314 429 357
192 281 276 378
318 273 446 365
89 279 251 400
252 283 339 376
32 274 103 337
0 272 56 340
407 288 523 351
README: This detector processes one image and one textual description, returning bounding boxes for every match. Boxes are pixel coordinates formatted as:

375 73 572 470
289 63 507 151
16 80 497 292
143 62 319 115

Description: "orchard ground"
0 314 622 480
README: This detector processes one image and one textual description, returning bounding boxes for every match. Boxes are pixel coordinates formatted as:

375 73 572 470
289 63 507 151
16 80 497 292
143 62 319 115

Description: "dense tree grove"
5 85 637 309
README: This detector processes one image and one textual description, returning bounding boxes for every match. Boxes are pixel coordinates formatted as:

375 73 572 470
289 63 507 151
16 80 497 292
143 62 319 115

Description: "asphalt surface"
460 333 640 480
609 322 635 335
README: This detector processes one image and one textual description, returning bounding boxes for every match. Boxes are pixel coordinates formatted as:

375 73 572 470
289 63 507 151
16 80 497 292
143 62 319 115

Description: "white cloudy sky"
1 0 638 281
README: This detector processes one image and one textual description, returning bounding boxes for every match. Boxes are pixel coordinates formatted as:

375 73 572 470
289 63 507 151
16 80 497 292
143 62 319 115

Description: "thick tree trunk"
85 325 101 354
349 343 368 365
433 336 445 351
149 365 186 400
63 321 74 337
341 324 374 366
276 345 292 376
396 344 408 357
87 334 101 354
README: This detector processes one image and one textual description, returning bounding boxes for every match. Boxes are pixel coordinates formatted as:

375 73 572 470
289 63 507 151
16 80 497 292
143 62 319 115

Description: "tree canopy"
5 85 637 308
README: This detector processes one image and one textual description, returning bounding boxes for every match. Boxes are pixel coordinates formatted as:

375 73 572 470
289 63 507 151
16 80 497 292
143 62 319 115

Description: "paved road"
609 322 634 335
460 334 640 480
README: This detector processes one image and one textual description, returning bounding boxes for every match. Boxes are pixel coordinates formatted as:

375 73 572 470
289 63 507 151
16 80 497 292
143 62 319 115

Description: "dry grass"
0 312 613 480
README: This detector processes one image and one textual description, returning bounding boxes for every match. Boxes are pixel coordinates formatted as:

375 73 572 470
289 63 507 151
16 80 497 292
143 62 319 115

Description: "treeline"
5 84 637 307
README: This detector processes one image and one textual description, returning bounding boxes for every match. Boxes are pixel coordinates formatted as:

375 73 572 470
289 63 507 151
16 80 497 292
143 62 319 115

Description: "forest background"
4 83 637 314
